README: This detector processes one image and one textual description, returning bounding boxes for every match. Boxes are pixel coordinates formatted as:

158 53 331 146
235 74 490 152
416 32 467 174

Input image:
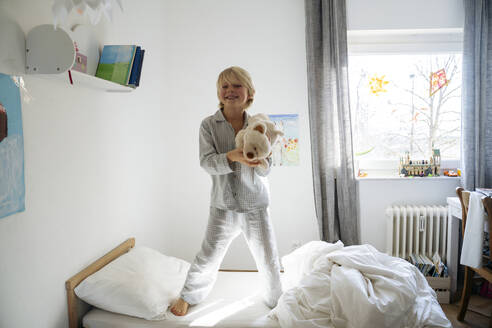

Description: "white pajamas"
179 109 282 308
181 206 282 307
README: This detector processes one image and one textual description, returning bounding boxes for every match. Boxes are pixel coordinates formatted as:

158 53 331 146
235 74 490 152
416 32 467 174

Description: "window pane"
348 54 461 160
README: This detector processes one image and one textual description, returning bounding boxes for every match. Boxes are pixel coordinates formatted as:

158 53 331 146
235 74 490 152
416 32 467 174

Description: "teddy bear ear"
253 122 266 134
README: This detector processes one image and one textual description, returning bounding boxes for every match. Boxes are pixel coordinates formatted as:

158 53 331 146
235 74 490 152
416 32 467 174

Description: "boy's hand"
227 148 260 167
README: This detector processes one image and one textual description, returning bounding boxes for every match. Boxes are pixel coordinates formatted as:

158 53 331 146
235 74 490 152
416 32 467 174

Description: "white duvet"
270 241 451 328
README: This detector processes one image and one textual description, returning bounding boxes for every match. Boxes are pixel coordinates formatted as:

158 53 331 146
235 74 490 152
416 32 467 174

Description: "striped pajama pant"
180 206 283 308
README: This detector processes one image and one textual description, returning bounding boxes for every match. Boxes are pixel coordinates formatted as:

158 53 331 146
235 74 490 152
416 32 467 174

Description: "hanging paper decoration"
369 74 389 95
52 0 123 29
429 68 449 96
10 76 32 104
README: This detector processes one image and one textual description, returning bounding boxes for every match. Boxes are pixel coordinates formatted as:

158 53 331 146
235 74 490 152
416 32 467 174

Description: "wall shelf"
0 17 134 93
69 70 134 92
43 70 134 93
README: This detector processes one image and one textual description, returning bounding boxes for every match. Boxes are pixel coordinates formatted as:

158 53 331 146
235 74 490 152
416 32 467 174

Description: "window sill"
355 160 461 181
356 176 461 181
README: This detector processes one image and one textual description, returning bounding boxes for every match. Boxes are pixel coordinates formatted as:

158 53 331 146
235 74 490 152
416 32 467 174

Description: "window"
347 30 462 171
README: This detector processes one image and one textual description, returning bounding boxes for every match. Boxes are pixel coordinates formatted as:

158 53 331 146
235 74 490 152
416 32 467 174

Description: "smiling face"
218 81 249 109
216 66 255 110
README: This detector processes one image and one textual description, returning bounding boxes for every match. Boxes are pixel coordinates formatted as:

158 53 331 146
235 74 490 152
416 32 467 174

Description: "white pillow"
74 246 190 320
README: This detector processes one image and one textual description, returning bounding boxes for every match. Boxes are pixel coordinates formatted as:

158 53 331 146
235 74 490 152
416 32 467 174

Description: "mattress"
83 271 281 328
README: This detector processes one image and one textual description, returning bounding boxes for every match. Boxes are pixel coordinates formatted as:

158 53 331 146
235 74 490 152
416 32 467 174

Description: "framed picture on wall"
269 114 300 167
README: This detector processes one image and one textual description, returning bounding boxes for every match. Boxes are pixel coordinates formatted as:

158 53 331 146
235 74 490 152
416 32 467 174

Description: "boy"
170 66 282 316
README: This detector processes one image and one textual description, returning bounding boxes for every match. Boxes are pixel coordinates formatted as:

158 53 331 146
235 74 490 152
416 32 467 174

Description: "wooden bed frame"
65 237 136 328
64 237 259 328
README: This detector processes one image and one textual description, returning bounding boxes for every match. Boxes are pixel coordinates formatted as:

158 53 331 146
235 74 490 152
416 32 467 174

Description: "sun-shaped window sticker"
369 75 389 95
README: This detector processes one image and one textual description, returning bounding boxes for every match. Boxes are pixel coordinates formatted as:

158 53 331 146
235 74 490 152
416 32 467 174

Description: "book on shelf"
128 48 145 88
135 49 144 87
128 47 145 88
95 45 137 86
95 44 145 88
127 46 141 86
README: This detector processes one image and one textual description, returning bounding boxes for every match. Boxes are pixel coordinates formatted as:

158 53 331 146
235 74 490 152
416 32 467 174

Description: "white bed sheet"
83 271 281 328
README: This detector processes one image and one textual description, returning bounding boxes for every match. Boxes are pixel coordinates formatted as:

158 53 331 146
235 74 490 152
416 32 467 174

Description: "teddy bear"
235 113 284 169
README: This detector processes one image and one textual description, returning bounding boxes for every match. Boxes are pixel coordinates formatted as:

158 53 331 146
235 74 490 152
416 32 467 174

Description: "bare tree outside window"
348 54 461 160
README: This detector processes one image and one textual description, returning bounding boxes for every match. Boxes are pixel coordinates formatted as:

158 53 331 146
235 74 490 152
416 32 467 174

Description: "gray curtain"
462 0 492 190
304 0 359 245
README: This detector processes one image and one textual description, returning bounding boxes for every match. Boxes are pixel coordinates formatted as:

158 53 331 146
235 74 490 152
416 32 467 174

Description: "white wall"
0 0 317 327
347 0 464 30
359 178 461 251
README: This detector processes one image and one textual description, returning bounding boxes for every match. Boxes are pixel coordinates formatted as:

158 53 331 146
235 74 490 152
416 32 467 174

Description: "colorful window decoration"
429 68 449 96
369 74 389 95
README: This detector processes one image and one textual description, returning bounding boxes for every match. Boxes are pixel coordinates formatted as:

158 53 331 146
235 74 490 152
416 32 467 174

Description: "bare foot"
170 298 189 316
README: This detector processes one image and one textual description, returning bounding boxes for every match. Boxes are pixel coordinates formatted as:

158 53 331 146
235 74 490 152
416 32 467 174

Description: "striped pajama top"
199 109 272 213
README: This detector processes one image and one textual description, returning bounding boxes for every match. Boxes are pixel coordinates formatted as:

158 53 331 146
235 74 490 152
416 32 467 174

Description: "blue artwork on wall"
0 73 25 219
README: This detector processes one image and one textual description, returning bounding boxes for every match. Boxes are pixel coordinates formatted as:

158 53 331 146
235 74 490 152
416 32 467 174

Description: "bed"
65 238 280 328
66 238 452 328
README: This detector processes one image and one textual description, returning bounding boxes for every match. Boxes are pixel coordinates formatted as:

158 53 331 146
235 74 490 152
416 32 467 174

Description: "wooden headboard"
65 238 136 328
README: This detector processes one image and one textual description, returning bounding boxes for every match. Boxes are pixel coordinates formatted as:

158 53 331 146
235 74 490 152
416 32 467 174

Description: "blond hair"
217 66 255 110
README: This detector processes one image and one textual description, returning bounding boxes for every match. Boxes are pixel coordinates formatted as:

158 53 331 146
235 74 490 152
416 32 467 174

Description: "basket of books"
408 252 450 304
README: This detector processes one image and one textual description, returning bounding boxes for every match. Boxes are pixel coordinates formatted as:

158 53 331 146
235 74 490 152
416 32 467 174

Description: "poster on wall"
0 73 25 219
268 114 300 167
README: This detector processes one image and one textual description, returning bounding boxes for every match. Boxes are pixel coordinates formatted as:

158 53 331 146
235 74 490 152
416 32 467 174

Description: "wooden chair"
456 187 492 325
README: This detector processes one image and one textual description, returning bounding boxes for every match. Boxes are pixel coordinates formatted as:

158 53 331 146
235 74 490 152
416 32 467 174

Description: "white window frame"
348 28 463 177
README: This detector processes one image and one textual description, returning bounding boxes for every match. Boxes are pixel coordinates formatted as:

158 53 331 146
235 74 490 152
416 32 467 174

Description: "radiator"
386 205 448 261
386 205 450 304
